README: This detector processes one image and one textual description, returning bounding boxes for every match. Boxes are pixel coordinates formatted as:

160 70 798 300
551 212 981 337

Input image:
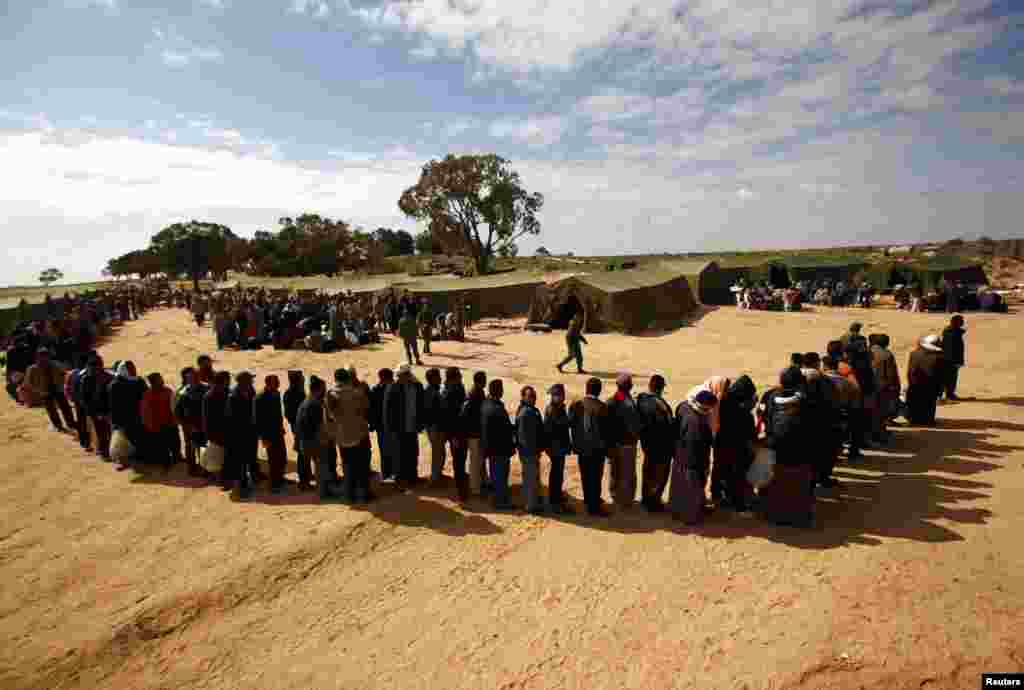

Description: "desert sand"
2 305 1023 690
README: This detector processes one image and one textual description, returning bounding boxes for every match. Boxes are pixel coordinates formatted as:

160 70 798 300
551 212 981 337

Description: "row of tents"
1 256 989 337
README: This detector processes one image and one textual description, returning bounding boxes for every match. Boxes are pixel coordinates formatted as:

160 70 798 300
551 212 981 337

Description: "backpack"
767 392 803 447
575 402 604 455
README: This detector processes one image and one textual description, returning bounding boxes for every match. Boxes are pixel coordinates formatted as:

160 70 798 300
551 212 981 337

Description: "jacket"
175 383 209 429
283 385 306 428
762 388 804 457
326 383 370 447
543 402 571 457
941 326 965 367
226 387 258 441
515 403 545 457
871 346 901 395
141 386 176 432
481 398 515 458
569 396 609 456
295 397 325 445
398 314 418 341
636 391 674 457
675 402 714 474
717 395 756 452
109 376 147 430
606 391 642 446
25 362 66 400
439 382 467 435
423 384 443 432
907 348 946 391
459 388 486 438
78 367 113 417
384 380 425 434
254 389 285 440
369 382 389 432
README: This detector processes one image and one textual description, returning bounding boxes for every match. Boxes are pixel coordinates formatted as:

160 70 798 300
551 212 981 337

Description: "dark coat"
79 367 113 417
439 382 467 435
543 402 571 457
226 387 257 441
515 403 545 457
908 348 946 390
295 397 325 445
941 326 965 367
481 398 515 458
716 396 756 452
283 385 306 428
254 389 285 440
423 384 443 432
568 396 609 457
368 382 389 432
674 403 714 474
636 392 674 457
605 392 643 447
384 380 425 434
460 388 486 438
203 388 230 446
108 376 147 430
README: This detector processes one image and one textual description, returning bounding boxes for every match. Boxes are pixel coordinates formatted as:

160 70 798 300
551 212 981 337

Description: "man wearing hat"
384 363 425 487
637 374 674 512
906 335 946 426
606 373 642 509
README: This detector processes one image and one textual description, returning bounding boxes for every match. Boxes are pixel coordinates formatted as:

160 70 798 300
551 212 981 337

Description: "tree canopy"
38 268 64 286
398 154 543 274
372 228 416 256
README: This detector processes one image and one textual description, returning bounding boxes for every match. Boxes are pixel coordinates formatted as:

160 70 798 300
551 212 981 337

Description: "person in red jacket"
141 372 180 470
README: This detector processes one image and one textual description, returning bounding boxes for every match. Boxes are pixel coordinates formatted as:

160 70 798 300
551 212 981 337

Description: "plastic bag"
201 442 225 473
110 430 137 463
746 445 776 489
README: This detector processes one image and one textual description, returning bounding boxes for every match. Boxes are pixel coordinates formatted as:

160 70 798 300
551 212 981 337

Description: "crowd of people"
4 286 971 527
733 277 1001 313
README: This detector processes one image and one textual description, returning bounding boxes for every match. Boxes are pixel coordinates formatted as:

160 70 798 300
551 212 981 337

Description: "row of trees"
104 153 543 282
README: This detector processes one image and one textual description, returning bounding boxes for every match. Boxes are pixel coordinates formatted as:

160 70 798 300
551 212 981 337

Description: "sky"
1 0 1022 285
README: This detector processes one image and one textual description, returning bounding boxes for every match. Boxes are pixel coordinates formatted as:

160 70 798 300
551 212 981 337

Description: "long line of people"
11 311 967 530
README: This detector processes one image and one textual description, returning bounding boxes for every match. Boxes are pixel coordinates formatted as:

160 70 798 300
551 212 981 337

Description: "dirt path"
2 306 1022 690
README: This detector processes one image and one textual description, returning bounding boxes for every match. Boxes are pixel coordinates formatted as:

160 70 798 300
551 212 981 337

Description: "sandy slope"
1 306 1023 690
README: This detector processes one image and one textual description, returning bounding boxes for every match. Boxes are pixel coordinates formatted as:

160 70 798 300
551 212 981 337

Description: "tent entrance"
769 265 791 288
551 294 583 329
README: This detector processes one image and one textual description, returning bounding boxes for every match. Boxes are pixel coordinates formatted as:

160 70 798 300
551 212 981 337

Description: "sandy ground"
2 305 1023 690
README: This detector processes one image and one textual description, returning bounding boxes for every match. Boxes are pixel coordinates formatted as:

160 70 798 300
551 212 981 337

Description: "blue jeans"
488 455 511 507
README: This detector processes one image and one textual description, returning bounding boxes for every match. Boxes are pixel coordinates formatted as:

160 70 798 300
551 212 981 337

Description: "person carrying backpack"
759 367 815 528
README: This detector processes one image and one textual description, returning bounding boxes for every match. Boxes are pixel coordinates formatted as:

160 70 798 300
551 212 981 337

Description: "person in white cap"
906 334 946 427
383 362 425 487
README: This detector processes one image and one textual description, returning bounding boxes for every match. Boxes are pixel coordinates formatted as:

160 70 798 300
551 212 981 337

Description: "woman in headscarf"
714 375 757 511
668 388 718 525
906 335 946 427
108 361 148 468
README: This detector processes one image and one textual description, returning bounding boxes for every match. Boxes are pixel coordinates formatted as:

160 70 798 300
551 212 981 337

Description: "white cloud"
489 115 565 147
162 46 223 67
291 0 330 18
578 89 654 123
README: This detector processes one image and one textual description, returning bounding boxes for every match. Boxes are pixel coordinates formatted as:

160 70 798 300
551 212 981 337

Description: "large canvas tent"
527 264 698 333
781 258 869 285
410 274 543 320
863 258 988 292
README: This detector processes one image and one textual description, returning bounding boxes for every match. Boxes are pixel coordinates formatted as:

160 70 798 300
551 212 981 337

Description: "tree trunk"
475 248 492 275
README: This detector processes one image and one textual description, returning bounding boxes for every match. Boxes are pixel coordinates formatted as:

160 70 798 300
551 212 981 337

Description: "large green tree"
398 154 543 274
372 227 416 256
150 221 237 289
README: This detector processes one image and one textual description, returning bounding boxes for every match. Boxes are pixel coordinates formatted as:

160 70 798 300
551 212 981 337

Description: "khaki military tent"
863 257 987 292
780 257 869 286
528 263 698 333
411 274 543 320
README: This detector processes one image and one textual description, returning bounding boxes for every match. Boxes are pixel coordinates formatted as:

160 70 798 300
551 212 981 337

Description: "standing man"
196 355 216 386
384 364 425 488
941 315 966 401
637 375 674 513
369 368 396 480
226 372 259 499
440 367 468 501
398 308 423 366
556 316 587 374
79 353 113 459
461 371 488 497
516 385 546 514
870 334 901 438
255 374 288 494
296 376 343 500
481 379 515 510
283 371 312 490
418 297 434 355
543 384 573 514
606 373 642 510
141 372 179 471
66 355 91 450
328 368 374 502
26 347 74 432
569 377 610 517
175 367 209 477
423 368 446 486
